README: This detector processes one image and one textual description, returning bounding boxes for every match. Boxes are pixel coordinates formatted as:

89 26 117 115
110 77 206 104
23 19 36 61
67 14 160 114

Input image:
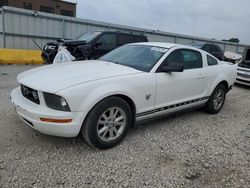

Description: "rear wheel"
205 84 227 114
82 97 132 149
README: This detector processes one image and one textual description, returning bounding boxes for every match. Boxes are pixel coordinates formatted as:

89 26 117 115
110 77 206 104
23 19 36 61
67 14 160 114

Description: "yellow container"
0 48 43 64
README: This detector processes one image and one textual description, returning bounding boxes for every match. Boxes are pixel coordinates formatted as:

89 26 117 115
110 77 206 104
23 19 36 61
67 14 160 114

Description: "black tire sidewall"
206 84 227 114
82 97 132 149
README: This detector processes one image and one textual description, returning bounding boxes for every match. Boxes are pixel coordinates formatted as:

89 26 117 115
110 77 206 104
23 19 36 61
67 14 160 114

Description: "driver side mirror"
161 63 184 72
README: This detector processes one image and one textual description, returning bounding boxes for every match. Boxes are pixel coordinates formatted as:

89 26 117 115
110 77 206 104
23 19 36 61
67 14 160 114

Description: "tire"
205 84 227 114
81 97 132 149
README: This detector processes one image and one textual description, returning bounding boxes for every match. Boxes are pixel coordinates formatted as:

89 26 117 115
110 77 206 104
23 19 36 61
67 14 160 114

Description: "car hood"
17 60 142 93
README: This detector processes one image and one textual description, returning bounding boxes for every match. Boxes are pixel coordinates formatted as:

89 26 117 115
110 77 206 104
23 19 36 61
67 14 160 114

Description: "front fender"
57 81 139 113
79 83 138 113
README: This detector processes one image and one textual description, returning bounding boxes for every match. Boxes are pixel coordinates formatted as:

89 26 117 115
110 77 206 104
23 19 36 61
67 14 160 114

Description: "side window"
165 49 202 70
207 55 218 66
60 9 74 17
117 34 133 46
40 6 55 14
96 34 117 50
23 2 32 10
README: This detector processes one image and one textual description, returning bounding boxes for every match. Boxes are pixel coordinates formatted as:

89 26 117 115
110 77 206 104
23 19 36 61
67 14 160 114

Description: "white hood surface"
17 60 142 93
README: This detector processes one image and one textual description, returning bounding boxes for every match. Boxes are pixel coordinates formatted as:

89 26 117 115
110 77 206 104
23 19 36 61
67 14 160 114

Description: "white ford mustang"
11 42 237 149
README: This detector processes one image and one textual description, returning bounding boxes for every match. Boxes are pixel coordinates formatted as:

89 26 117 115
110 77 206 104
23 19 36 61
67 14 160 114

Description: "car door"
93 33 117 58
155 49 208 110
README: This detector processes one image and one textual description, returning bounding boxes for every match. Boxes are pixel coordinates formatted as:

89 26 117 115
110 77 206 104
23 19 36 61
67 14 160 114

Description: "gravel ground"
0 65 250 188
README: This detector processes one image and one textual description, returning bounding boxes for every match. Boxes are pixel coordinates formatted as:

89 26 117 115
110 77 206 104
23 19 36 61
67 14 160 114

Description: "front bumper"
41 50 56 64
236 68 250 86
41 51 51 64
10 87 86 137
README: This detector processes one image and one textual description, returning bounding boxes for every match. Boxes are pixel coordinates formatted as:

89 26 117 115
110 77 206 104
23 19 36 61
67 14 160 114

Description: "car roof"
96 30 147 37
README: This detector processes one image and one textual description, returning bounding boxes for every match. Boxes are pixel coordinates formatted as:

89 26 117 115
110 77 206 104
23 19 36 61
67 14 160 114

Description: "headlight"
43 93 71 112
45 45 56 51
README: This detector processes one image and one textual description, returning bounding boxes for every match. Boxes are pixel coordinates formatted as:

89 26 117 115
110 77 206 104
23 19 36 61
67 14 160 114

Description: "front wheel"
81 97 132 149
205 84 227 114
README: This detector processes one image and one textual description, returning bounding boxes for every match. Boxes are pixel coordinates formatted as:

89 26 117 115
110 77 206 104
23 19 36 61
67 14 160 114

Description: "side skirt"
135 97 209 122
135 103 206 125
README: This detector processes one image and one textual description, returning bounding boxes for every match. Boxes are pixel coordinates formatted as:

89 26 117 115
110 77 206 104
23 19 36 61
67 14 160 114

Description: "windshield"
99 45 168 72
76 31 101 42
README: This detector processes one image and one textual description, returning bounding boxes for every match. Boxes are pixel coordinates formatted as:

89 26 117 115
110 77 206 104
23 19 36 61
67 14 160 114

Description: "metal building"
0 6 247 53
0 0 76 17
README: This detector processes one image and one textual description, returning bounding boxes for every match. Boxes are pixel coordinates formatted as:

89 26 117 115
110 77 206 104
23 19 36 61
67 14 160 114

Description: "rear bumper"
10 87 86 137
41 51 52 64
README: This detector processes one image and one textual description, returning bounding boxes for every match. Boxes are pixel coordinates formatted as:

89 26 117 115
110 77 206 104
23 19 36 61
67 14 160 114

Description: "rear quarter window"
207 55 218 66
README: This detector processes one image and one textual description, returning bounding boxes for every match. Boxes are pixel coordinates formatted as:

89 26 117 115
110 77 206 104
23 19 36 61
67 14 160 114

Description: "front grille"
44 45 56 52
236 78 250 84
21 85 40 104
237 72 250 79
237 68 250 72
238 62 250 69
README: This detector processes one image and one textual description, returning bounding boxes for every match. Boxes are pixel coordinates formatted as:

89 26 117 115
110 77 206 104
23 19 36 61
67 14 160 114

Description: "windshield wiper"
111 61 121 65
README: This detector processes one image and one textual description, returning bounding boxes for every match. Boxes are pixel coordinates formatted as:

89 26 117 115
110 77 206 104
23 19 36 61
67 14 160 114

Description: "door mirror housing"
161 63 184 72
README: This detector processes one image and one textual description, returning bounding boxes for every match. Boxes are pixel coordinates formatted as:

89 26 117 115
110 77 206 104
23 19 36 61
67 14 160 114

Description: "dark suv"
238 46 250 69
190 42 225 60
41 31 148 64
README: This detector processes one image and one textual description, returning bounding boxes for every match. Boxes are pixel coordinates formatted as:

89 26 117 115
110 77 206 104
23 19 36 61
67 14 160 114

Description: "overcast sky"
69 0 250 44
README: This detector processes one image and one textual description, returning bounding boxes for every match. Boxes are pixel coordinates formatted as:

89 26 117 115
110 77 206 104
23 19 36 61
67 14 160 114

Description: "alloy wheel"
213 88 225 110
97 107 126 142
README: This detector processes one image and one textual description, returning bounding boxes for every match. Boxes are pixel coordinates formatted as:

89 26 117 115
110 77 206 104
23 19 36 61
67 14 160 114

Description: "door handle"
197 74 205 79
